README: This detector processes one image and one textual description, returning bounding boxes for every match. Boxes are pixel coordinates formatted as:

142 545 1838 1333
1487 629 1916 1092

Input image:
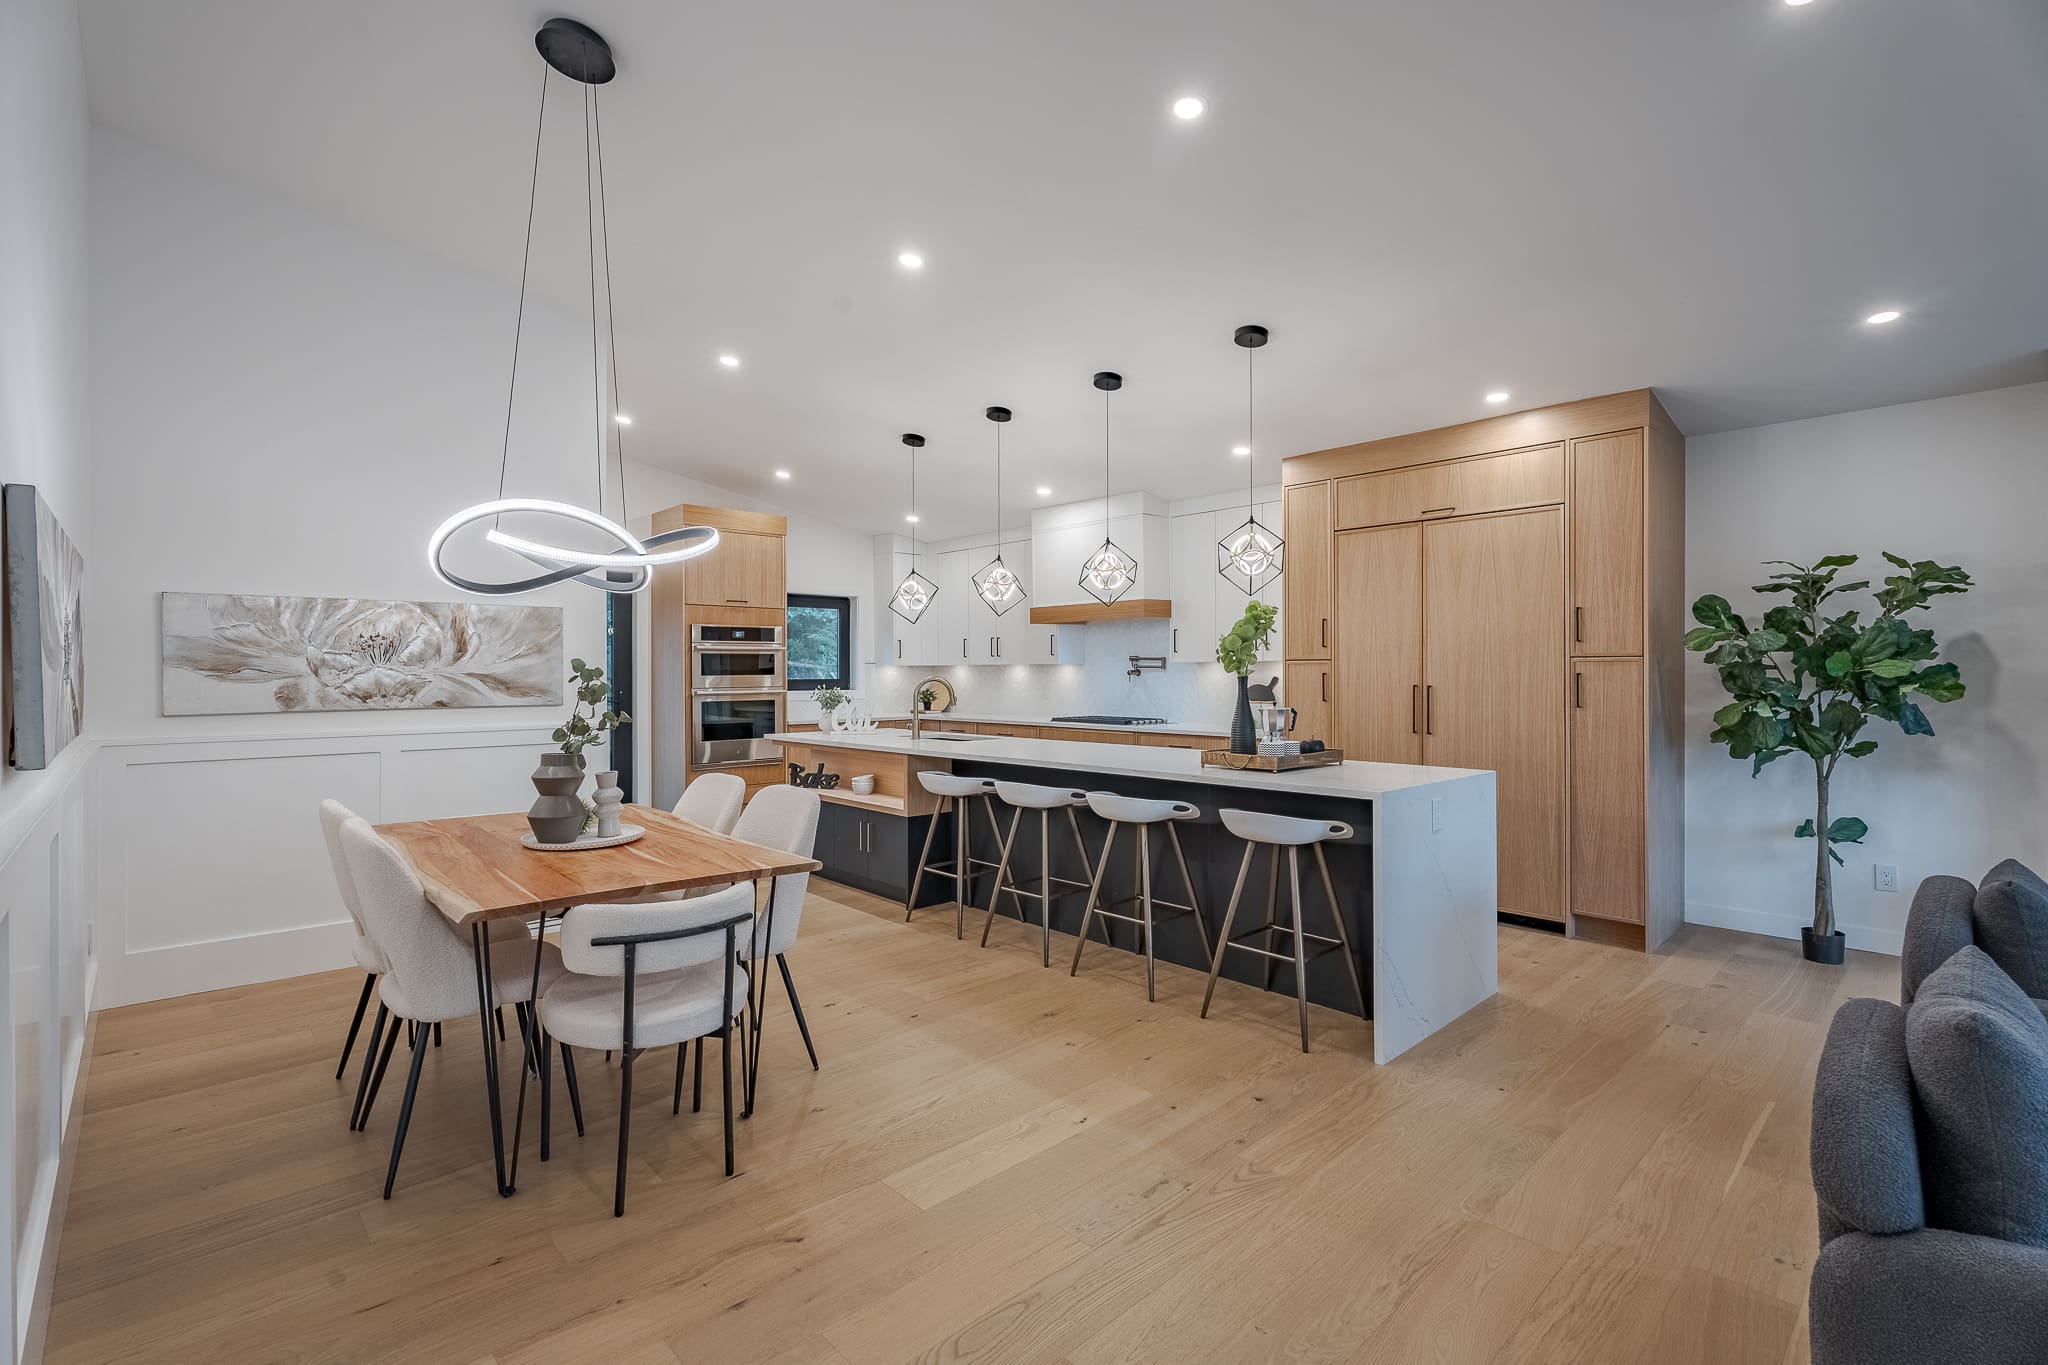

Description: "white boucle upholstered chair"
338 816 571 1199
674 772 746 835
539 895 754 1216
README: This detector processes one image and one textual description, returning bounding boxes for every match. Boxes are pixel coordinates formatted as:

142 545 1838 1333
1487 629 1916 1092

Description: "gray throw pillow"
1974 859 2048 999
1905 946 2048 1248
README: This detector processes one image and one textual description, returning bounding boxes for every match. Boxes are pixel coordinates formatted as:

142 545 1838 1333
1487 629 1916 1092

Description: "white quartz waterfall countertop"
770 729 1489 801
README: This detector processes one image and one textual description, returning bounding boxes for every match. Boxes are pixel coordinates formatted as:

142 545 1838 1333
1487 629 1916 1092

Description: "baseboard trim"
1685 900 1904 957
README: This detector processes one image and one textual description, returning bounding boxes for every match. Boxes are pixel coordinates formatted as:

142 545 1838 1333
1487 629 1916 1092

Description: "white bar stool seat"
907 772 1006 938
1201 809 1370 1051
982 782 1095 967
1071 793 1214 1001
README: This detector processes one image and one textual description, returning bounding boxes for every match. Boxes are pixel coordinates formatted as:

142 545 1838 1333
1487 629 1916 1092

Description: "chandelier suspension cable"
493 62 551 522
583 74 605 517
591 66 628 531
1246 340 1255 521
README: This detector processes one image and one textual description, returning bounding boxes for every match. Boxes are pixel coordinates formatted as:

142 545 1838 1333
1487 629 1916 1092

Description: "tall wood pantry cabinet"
1281 390 1685 949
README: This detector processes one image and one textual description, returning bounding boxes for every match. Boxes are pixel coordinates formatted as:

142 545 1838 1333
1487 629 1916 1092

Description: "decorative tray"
1199 748 1345 772
521 823 646 852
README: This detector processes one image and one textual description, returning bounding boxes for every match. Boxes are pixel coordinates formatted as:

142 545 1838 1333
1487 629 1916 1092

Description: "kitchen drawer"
1335 443 1564 530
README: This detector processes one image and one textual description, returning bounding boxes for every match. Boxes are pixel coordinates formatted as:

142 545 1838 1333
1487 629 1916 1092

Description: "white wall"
1683 382 2048 952
0 0 94 1357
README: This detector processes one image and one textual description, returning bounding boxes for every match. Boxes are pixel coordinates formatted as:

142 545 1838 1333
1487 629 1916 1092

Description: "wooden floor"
47 879 1894 1365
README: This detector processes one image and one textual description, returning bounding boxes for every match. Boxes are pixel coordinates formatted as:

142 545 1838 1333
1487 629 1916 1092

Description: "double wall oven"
688 624 785 768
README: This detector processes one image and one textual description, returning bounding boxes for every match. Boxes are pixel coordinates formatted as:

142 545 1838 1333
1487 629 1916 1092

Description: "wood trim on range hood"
1027 598 1173 624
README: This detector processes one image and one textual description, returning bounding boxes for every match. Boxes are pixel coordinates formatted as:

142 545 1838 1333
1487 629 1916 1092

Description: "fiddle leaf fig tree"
1685 553 1971 943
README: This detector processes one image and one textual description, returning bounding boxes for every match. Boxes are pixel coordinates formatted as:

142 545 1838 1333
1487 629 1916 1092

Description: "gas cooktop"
1049 715 1169 726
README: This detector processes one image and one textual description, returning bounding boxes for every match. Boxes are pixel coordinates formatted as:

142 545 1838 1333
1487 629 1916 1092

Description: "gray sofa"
1810 862 2048 1365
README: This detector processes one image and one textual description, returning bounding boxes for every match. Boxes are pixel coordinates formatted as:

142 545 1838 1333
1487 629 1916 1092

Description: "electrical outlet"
1873 863 1899 893
1431 797 1444 832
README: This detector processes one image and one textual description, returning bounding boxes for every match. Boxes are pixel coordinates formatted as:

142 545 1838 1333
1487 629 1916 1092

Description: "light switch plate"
1431 797 1444 832
1873 863 1899 893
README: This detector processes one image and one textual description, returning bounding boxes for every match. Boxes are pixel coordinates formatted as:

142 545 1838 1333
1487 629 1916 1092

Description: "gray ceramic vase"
528 751 586 844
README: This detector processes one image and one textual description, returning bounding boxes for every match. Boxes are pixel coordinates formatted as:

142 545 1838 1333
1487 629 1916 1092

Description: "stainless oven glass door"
690 692 785 768
691 645 786 692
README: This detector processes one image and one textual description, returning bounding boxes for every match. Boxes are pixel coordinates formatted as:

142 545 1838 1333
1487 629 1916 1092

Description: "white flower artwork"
160 593 564 715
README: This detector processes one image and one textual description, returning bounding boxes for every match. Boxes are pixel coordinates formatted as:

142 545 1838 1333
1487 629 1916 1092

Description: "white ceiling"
79 0 2048 538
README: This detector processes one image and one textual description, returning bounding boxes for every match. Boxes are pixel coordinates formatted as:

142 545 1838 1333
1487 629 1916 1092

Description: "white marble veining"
768 729 1486 800
1368 774 1500 1064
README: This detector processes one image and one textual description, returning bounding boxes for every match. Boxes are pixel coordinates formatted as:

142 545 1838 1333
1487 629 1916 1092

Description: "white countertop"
770 729 1488 801
817 710 1229 736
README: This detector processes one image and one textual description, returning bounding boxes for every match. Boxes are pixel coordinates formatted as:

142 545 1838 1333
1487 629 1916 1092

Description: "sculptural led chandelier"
429 18 715 597
889 433 938 623
1077 371 1138 604
972 407 1027 614
1218 324 1284 594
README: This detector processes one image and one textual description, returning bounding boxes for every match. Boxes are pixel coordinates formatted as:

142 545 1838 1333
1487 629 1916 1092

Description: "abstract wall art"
5 485 86 768
160 593 563 715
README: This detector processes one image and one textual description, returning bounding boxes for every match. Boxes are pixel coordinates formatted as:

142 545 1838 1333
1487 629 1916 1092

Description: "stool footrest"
1227 921 1343 949
1088 894 1202 925
1224 940 1351 965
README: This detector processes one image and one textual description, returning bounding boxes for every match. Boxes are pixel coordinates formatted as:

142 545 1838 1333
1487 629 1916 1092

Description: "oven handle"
690 642 787 654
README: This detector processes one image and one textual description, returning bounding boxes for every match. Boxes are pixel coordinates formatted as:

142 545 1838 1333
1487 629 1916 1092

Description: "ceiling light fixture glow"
718 353 741 368
613 413 632 425
1864 309 1902 325
1037 486 1052 496
897 250 924 270
1485 391 1510 404
1172 96 1206 120
1231 444 1250 457
774 469 791 480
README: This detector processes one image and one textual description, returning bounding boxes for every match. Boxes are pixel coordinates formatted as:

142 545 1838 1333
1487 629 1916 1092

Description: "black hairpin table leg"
470 922 513 1197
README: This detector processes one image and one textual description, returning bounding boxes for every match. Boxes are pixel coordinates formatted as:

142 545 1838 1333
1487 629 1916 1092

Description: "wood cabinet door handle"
1321 617 1328 648
1411 683 1419 734
1322 672 1329 703
1420 506 1455 517
1575 671 1583 709
1574 606 1583 643
1425 684 1434 735
726 597 746 604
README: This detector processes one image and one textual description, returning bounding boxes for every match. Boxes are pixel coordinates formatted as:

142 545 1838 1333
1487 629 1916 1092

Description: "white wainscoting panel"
95 724 555 1009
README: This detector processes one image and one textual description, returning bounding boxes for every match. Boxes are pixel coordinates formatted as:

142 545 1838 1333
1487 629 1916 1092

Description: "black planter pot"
1229 675 1256 755
1801 926 1846 965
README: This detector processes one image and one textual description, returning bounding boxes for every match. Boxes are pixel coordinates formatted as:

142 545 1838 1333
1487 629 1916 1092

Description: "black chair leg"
495 1006 507 1041
777 955 819 1071
673 1042 688 1116
693 1036 705 1113
560 1043 585 1135
721 1021 735 1176
357 1014 401 1131
337 973 376 1080
434 1022 442 1048
349 1003 388 1129
539 1026 553 1161
382 1024 432 1199
614 1047 635 1217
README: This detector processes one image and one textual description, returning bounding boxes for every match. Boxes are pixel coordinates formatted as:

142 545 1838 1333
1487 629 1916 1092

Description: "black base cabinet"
813 800 952 907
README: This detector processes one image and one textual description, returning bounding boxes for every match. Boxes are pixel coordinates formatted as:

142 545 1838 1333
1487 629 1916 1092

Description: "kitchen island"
771 729 1497 1063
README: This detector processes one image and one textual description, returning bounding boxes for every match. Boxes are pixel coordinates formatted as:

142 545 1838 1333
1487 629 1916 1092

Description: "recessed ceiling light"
1784 0 1816 7
1231 444 1251 457
904 513 920 523
613 413 632 426
718 353 741 368
1864 309 1902 325
1485 391 1510 404
1172 96 1206 121
897 250 924 270
774 469 791 480
1036 486 1053 497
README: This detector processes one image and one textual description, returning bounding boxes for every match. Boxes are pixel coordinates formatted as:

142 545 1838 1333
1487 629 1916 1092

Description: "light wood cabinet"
686 529 785 608
1420 509 1567 924
1334 524 1423 764
1335 443 1563 531
1569 431 1643 655
1282 482 1333 659
1284 662 1333 750
1570 659 1646 925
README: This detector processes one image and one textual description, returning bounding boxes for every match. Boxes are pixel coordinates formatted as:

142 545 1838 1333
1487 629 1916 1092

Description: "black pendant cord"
592 81 628 528
993 423 1002 553
494 62 551 526
582 74 605 518
1242 344 1255 598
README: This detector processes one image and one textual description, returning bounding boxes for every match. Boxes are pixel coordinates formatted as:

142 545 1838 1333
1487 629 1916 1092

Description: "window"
786 594 851 690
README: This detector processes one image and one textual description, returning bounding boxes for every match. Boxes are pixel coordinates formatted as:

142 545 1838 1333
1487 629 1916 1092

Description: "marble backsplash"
844 621 1262 731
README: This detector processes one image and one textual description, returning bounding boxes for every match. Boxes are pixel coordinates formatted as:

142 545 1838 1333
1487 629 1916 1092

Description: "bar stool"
1071 793 1214 1001
1200 810 1369 1051
982 782 1095 967
906 772 1005 938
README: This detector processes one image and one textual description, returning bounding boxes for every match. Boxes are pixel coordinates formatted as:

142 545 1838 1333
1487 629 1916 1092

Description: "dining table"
373 804 821 1196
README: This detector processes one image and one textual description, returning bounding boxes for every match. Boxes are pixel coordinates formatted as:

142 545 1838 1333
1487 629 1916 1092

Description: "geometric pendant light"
889 433 938 623
1217 324 1284 595
1077 371 1138 605
971 406 1027 615
428 18 716 596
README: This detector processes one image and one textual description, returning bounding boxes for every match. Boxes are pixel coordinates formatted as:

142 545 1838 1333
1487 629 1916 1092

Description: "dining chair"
677 785 823 1073
337 817 580 1198
319 801 517 1095
674 772 746 835
539 896 752 1216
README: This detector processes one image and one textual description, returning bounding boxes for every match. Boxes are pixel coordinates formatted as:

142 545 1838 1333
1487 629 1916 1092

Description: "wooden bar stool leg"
1071 821 1119 976
1201 844 1256 1018
1288 848 1311 1052
1314 843 1369 1018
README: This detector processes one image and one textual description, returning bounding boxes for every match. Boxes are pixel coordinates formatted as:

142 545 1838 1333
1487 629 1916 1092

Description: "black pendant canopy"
536 18 616 83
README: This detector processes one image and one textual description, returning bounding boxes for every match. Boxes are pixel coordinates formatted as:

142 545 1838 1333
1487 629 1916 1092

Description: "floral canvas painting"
4 485 86 769
160 593 563 715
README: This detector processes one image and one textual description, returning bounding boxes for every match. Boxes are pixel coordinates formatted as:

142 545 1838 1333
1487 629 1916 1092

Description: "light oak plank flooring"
46 879 1893 1364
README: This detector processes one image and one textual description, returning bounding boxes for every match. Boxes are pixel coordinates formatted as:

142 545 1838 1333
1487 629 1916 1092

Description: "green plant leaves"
1692 595 1737 629
1824 651 1853 677
1828 816 1868 844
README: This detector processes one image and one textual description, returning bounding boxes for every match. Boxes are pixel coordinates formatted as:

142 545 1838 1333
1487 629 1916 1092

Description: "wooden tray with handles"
1199 748 1345 772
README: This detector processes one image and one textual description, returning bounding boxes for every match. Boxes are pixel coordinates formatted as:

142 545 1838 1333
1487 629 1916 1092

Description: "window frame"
784 593 853 691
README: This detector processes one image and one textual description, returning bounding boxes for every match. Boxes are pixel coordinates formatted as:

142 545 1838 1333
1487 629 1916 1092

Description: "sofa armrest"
1811 1229 2048 1365
1812 998 1922 1241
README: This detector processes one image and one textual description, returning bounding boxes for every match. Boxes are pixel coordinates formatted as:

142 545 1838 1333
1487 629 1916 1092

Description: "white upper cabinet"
870 535 938 667
930 546 987 665
1168 511 1216 661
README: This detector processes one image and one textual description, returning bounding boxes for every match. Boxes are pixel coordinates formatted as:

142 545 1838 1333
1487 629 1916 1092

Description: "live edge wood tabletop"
373 805 821 925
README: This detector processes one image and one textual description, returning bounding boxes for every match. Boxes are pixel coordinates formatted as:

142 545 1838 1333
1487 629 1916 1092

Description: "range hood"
1027 493 1171 625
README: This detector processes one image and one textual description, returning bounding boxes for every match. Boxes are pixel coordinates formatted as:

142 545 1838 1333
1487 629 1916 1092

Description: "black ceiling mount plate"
901 433 926 447
1235 324 1269 348
1093 371 1123 391
536 18 616 84
986 406 1012 422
